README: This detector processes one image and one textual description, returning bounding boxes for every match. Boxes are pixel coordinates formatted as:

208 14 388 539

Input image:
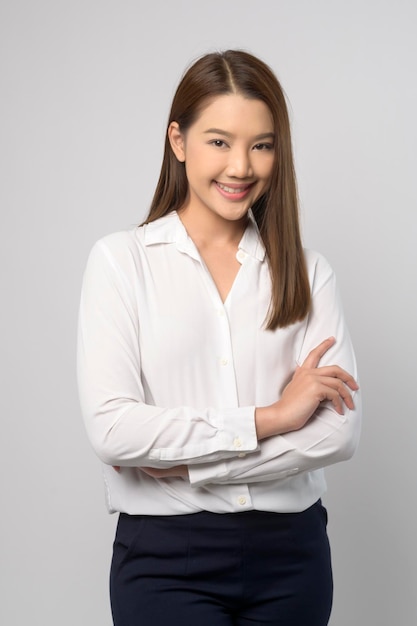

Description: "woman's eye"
253 143 274 151
210 140 227 148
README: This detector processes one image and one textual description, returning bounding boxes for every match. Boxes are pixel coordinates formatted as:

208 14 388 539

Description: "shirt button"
236 250 247 263
238 496 247 506
233 437 242 449
220 358 229 366
217 309 225 317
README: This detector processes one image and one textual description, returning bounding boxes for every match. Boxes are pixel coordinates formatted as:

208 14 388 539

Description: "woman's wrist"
255 404 283 440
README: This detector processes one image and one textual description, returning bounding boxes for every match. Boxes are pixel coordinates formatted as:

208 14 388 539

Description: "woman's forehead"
192 93 274 133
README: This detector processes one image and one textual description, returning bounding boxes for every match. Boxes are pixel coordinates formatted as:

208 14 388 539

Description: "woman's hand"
255 337 359 440
112 465 189 479
140 466 189 479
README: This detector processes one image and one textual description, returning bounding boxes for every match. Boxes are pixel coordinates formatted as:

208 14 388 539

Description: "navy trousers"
110 501 333 625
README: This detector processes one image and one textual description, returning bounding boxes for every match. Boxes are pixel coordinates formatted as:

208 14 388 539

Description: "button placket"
236 249 247 264
231 485 251 510
212 301 238 407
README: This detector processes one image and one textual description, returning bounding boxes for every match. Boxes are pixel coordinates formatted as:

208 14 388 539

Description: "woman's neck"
177 205 249 250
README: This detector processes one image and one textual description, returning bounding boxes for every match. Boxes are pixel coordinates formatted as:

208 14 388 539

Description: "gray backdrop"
2 0 416 624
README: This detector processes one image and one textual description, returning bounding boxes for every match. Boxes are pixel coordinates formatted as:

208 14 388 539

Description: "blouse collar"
143 210 265 262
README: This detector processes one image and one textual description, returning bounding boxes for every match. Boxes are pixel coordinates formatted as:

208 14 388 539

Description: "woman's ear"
168 122 186 162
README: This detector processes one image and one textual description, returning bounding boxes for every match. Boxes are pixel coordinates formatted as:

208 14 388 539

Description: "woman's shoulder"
84 227 145 280
93 227 141 254
92 212 179 256
303 248 336 289
303 248 331 269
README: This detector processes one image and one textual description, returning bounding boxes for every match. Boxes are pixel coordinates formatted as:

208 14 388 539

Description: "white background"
1 1 416 624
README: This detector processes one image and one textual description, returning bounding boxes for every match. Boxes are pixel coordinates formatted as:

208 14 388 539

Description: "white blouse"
77 211 361 515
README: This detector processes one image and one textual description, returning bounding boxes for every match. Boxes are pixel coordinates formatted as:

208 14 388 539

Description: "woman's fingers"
294 367 358 411
297 337 359 395
314 376 356 413
301 337 336 369
258 338 359 438
112 465 188 478
303 365 359 391
141 466 188 479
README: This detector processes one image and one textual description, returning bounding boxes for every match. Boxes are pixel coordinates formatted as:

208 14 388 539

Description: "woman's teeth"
217 183 250 194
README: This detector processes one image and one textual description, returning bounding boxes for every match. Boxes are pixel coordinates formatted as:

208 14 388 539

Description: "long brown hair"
144 50 310 329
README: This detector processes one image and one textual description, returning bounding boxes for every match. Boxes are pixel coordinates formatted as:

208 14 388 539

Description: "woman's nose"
226 149 253 178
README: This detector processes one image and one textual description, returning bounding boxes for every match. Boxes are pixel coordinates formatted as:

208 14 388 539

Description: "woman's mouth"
215 181 254 200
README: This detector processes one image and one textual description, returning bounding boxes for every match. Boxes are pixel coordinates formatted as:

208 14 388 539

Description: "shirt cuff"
218 405 258 454
188 406 259 485
148 405 259 464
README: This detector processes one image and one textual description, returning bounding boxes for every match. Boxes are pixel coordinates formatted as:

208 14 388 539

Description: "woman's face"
169 93 275 225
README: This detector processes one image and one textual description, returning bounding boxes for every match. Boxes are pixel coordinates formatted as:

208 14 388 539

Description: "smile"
216 182 253 194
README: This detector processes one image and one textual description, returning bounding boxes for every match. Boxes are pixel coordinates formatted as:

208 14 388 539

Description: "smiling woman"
167 94 276 301
77 50 361 626
169 95 275 225
147 50 312 330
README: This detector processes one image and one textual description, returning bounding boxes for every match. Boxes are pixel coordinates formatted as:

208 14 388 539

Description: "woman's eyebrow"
203 128 275 140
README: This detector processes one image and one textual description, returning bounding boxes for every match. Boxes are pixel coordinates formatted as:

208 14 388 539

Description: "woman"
78 50 361 625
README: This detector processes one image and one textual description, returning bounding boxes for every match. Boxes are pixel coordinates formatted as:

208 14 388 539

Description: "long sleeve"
78 214 361 515
188 252 361 488
77 235 259 468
